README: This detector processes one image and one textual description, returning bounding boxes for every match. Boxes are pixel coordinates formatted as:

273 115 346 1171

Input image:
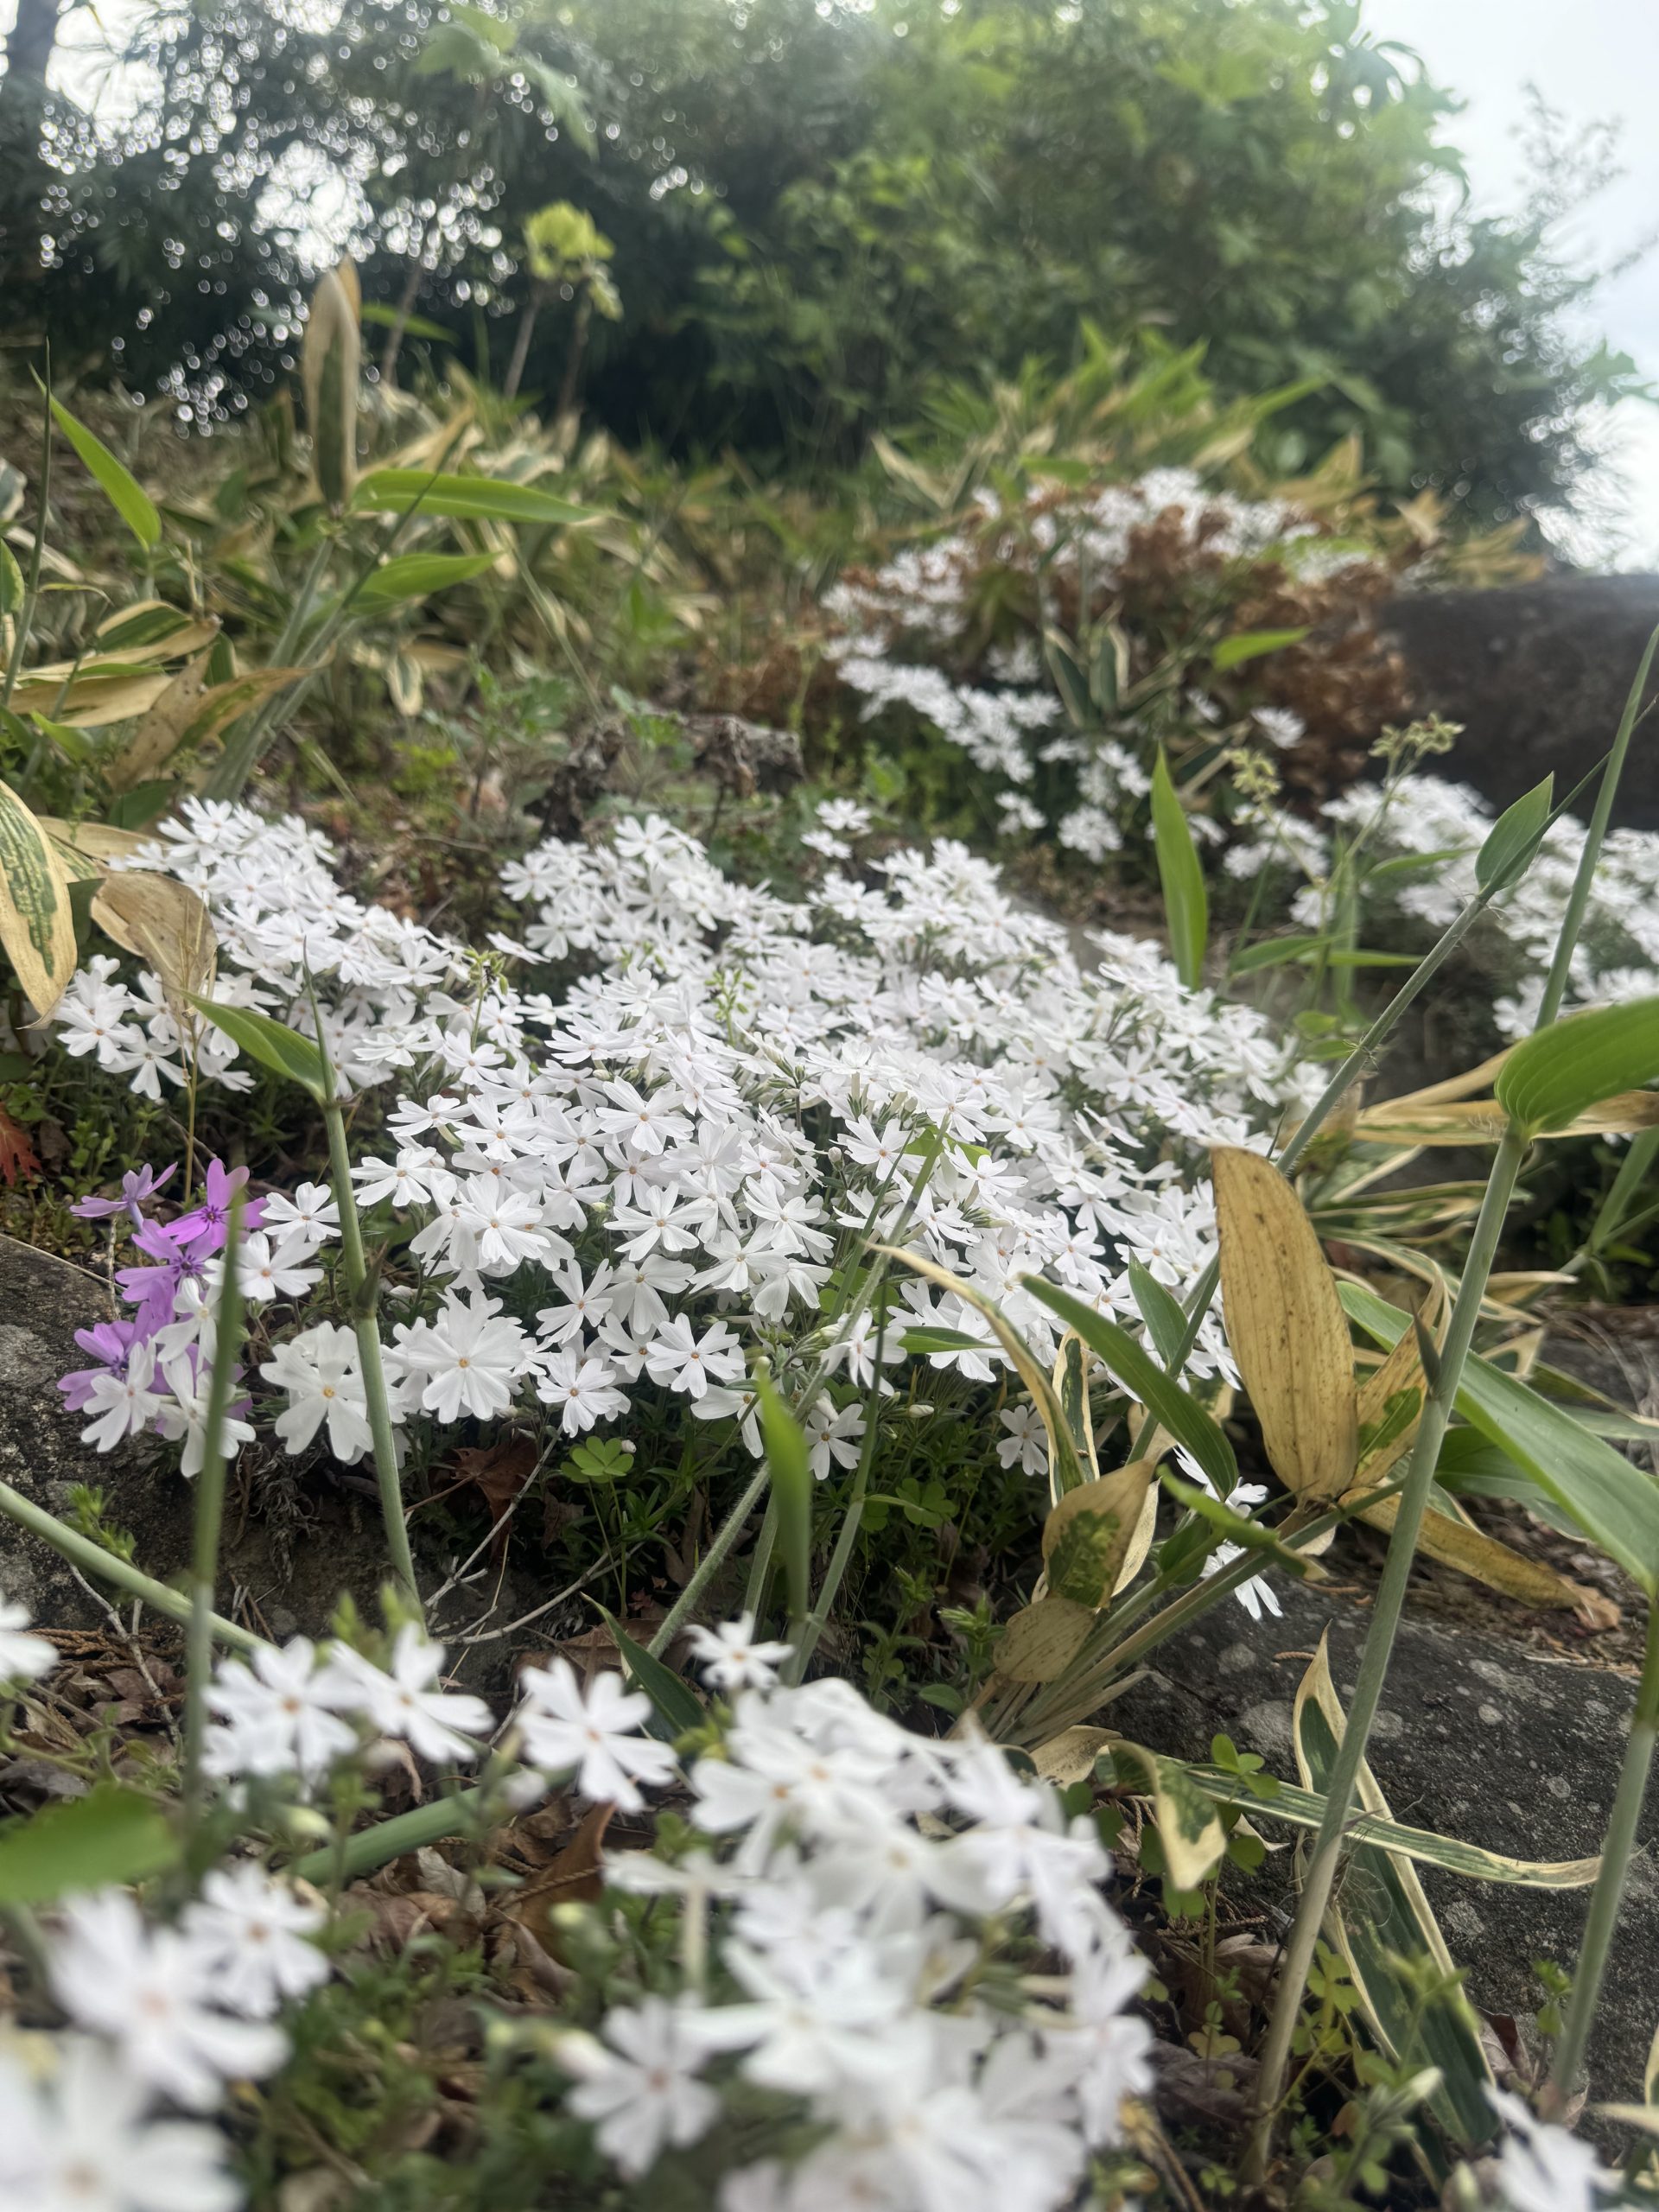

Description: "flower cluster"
55 801 1310 1610
561 1634 1154 2209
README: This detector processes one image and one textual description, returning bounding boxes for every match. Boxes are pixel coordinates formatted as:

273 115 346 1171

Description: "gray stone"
1109 1570 1654 2107
1383 575 1659 828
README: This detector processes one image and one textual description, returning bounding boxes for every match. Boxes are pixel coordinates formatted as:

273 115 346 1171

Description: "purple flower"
58 1319 144 1412
71 1163 177 1228
170 1160 264 1248
117 1220 219 1335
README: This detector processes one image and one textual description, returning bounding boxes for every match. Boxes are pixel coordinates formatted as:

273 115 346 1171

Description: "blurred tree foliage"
3 0 1643 527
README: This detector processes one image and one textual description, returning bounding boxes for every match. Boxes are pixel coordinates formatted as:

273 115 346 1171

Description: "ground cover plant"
3 210 1659 2212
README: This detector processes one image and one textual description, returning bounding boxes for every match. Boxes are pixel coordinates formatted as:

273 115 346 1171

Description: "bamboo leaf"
352 469 595 527
995 1595 1096 1683
599 1606 702 1739
48 397 160 550
1151 746 1207 988
0 776 79 1014
1107 1741 1229 1890
1342 1281 1659 1597
1021 1276 1239 1496
1294 1636 1497 2152
91 871 216 1018
1185 1764 1598 1887
1041 1460 1154 1610
1211 626 1308 670
1128 1259 1189 1369
355 551 499 611
1476 775 1554 893
1212 1146 1357 1501
1495 999 1659 1137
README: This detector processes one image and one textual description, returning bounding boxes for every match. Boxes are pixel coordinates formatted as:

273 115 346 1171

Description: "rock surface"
0 1233 398 1645
1110 1569 1652 2110
1384 575 1659 827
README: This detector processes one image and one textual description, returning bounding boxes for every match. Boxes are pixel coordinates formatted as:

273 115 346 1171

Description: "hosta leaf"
1212 1146 1357 1501
0 776 78 1014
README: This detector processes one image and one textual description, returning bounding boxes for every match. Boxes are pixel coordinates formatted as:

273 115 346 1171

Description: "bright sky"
17 0 1659 567
1361 0 1659 567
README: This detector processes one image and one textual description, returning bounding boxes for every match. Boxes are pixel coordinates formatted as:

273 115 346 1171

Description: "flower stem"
0 1480 262 1651
1243 1121 1527 2180
182 1193 246 1829
322 1096 422 1617
647 1459 772 1659
1545 1599 1659 2113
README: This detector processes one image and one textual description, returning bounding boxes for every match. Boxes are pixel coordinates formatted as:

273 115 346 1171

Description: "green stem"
305 971 421 1615
1546 1599 1659 2113
1243 1122 1528 2180
290 1784 486 1886
0 1479 262 1651
323 1097 421 1615
785 1312 890 1687
182 1194 246 1827
647 1459 772 1659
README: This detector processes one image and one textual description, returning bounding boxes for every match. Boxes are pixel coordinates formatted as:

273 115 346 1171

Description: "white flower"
536 1347 629 1435
644 1314 747 1402
181 1864 330 2019
514 1656 679 1811
996 1402 1048 1476
319 1625 494 1764
259 1323 372 1463
391 1292 532 1423
80 1342 166 1452
1489 2088 1618 2212
684 1614 794 1693
0 2036 241 2212
50 1891 288 2110
205 1635 359 1784
0 1596 55 1683
562 1998 719 2177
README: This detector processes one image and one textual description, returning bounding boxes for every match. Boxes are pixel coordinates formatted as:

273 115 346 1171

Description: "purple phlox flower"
58 1319 144 1412
170 1160 265 1246
117 1219 219 1334
70 1162 177 1227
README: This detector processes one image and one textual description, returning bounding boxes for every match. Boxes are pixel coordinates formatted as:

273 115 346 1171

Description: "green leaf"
1107 1742 1228 1889
188 995 328 1101
0 1783 178 1904
901 1326 989 1356
1186 1764 1598 1887
1210 626 1308 671
1128 1260 1189 1370
1342 1281 1659 1595
1022 1276 1239 1495
1476 775 1554 893
351 470 594 527
1495 998 1659 1136
355 306 457 344
1230 932 1328 975
48 397 161 550
1160 1471 1312 1573
0 539 22 617
353 551 499 612
1150 747 1208 989
757 1368 814 1632
600 1607 703 1738
1294 1638 1497 2153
